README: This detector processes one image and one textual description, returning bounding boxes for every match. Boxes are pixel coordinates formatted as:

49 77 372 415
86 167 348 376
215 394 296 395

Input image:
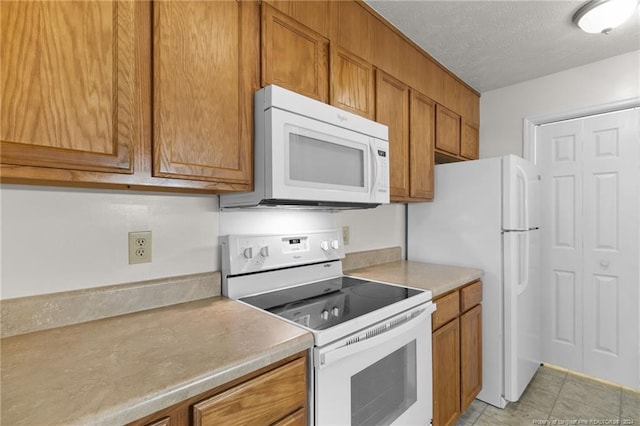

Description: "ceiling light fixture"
572 0 639 34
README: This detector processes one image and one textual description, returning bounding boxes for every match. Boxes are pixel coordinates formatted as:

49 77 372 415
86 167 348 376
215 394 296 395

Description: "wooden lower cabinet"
432 317 461 426
432 281 482 426
130 353 308 426
460 304 482 409
193 357 307 426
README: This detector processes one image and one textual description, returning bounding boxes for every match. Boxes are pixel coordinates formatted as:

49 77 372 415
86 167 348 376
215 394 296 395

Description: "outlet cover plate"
129 231 152 264
342 226 350 246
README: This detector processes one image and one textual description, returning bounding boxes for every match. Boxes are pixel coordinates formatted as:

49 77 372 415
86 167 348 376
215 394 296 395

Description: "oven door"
314 302 435 426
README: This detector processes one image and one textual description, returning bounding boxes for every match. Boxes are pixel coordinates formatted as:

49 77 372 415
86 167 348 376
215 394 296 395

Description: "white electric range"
221 230 435 426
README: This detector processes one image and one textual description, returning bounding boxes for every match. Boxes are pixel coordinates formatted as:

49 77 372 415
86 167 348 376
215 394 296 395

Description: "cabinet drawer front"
460 281 482 312
193 357 307 426
432 291 460 330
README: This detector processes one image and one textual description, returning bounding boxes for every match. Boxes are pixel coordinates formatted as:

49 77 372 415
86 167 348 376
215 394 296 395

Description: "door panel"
537 119 583 371
330 47 374 119
153 1 256 183
535 108 639 388
375 71 409 198
261 3 329 102
1 0 136 174
581 108 639 387
409 90 435 200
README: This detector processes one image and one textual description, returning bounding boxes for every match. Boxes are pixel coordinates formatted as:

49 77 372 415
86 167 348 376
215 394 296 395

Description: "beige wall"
0 184 405 299
479 50 640 159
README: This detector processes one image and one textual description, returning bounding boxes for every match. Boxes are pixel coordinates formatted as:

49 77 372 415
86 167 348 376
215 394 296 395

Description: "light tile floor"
456 364 640 426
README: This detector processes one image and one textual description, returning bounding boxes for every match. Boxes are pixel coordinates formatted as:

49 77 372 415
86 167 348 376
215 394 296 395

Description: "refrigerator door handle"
517 165 530 231
516 232 530 295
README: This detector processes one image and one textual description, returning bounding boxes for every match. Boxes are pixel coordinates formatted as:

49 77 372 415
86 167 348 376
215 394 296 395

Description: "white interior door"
537 119 584 372
581 109 639 387
535 108 640 388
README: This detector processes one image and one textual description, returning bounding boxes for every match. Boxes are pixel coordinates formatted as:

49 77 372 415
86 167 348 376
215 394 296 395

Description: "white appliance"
221 230 435 425
407 155 541 408
220 85 390 210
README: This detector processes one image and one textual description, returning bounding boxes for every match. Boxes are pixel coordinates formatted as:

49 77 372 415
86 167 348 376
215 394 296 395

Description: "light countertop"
347 260 484 298
0 297 313 426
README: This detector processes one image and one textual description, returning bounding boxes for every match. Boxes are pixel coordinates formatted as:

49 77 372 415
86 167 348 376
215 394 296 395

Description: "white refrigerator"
408 155 541 408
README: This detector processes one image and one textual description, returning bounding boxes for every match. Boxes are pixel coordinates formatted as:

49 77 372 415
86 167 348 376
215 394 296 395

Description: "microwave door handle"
369 142 378 196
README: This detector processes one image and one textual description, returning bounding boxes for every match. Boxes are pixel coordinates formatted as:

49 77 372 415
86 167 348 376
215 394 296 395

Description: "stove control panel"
220 229 345 276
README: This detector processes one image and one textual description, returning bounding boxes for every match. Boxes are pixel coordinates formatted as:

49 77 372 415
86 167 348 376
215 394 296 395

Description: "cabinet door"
432 318 461 426
376 71 409 199
264 0 330 37
409 90 435 200
460 304 483 411
330 47 375 120
262 3 329 102
1 0 136 174
443 72 463 114
461 120 479 160
435 104 461 156
192 357 307 426
330 0 373 62
153 1 257 184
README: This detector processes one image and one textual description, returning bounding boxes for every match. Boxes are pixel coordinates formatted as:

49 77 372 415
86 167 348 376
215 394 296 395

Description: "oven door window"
351 340 417 426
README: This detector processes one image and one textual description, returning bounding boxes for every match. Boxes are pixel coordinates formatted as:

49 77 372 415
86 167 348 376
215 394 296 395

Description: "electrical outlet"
129 231 152 264
342 226 350 246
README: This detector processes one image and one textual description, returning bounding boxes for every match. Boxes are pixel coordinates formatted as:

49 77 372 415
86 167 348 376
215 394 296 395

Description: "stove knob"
320 241 330 251
260 246 269 257
330 239 340 250
331 307 340 317
243 247 254 259
320 310 329 320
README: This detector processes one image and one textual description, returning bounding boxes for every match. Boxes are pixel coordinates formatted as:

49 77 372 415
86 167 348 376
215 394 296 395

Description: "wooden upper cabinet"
376 71 409 199
330 47 375 120
1 0 136 174
461 86 480 126
153 1 257 184
409 90 435 200
435 104 461 157
261 3 329 102
443 72 463 115
372 18 405 82
264 0 330 37
461 120 479 160
330 0 374 62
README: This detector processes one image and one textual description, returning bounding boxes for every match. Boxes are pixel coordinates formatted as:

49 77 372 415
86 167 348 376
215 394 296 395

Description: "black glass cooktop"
240 276 422 330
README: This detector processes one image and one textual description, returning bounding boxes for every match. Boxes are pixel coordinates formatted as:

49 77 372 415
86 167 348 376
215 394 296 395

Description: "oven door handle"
317 302 436 368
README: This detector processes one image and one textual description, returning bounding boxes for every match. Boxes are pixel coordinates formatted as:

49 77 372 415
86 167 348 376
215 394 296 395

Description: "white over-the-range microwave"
220 85 390 210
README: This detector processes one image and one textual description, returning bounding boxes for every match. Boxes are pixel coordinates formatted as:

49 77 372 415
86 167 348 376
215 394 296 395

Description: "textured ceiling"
364 1 640 92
